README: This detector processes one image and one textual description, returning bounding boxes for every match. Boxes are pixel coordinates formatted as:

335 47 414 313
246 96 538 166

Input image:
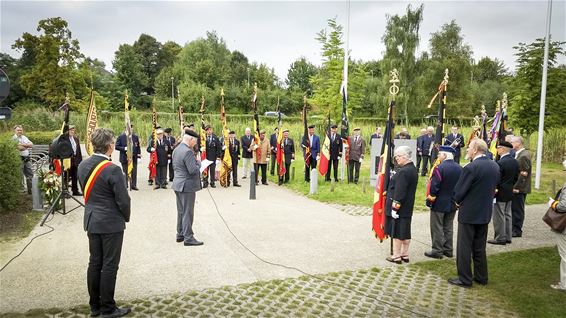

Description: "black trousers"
270 152 277 175
120 162 138 188
454 151 461 164
279 163 291 183
69 165 80 193
456 222 488 285
512 193 527 236
87 231 124 314
231 159 239 185
168 160 174 181
421 155 431 176
416 155 422 173
305 157 317 181
326 159 339 181
348 160 361 183
208 162 216 186
254 163 268 184
156 164 167 187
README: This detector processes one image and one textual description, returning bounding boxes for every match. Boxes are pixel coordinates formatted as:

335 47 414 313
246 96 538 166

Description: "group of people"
381 132 554 290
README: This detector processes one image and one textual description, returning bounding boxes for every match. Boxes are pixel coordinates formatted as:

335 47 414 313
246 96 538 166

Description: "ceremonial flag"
148 98 158 187
341 60 350 165
427 69 449 167
302 97 311 167
276 101 286 177
372 69 399 242
219 89 232 188
85 89 98 156
199 96 208 178
178 87 184 135
318 114 331 176
124 91 133 177
251 83 261 160
488 101 503 157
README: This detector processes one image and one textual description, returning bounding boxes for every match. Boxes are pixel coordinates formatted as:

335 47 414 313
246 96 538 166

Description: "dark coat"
418 134 435 156
147 137 170 165
281 137 295 164
302 134 320 161
444 133 465 154
78 154 130 233
453 156 500 224
514 149 532 194
385 162 418 218
496 154 519 202
115 133 141 164
226 137 240 162
165 135 176 157
204 134 222 161
429 159 462 213
328 133 342 160
270 133 278 154
70 136 83 167
369 133 382 146
241 135 254 159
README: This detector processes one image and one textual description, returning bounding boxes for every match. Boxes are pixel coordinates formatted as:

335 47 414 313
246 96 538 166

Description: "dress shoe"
131 187 139 191
169 179 174 182
184 239 204 246
210 184 216 188
262 182 268 185
443 252 453 258
424 251 443 259
242 176 247 179
487 239 506 245
512 233 522 238
161 185 167 189
233 184 241 187
176 237 184 243
386 256 402 264
506 240 512 244
473 278 488 286
448 278 471 288
73 191 83 196
102 307 131 318
91 309 101 317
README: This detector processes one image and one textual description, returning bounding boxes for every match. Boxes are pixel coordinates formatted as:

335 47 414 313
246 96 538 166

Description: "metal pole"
171 77 174 112
535 0 552 190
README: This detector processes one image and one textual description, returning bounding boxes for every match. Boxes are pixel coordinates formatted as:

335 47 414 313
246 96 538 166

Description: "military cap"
204 124 212 130
260 129 266 134
308 125 315 129
229 130 235 134
164 127 172 133
185 129 199 139
282 129 289 133
439 146 456 154
353 127 361 131
498 140 513 148
331 124 338 129
68 124 76 129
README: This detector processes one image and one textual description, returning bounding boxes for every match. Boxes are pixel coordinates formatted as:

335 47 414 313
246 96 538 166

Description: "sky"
1 0 565 81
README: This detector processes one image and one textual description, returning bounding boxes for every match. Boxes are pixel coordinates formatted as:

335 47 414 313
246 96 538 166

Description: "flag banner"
318 114 331 176
85 89 98 156
276 102 286 177
219 89 232 187
124 91 133 177
341 84 350 164
199 96 208 178
148 98 158 186
251 83 261 160
372 69 399 242
302 97 311 166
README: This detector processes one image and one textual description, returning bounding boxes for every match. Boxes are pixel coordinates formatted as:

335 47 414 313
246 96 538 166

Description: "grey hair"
394 145 412 161
511 136 524 145
471 138 488 154
505 134 514 142
440 151 454 160
91 128 115 154
13 125 23 130
245 127 251 133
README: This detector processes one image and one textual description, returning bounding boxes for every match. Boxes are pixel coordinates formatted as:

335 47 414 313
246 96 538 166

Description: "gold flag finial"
221 88 225 97
389 69 400 96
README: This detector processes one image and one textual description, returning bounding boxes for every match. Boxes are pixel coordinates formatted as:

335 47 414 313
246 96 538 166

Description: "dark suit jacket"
281 137 295 164
453 156 500 224
496 154 519 202
329 133 342 160
241 135 254 159
302 134 320 161
204 134 222 161
416 135 424 154
147 138 169 165
78 154 130 233
369 133 381 146
429 159 462 213
385 162 418 218
514 149 532 194
419 134 435 156
172 143 202 193
165 135 176 158
270 133 278 154
225 137 240 162
115 133 141 164
444 133 465 154
70 136 83 167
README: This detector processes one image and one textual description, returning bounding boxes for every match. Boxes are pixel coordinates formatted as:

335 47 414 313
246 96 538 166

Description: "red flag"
318 114 331 176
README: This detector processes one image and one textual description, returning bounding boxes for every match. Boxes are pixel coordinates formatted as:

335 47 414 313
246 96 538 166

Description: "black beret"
498 140 513 148
229 130 235 134
308 125 315 129
185 129 199 138
204 124 211 130
164 128 172 133
331 124 337 129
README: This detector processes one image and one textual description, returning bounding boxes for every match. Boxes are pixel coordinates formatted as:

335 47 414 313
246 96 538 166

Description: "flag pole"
340 0 351 182
535 0 552 189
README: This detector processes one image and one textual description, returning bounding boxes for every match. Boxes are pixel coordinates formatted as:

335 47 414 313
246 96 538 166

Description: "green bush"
0 139 23 212
25 130 61 145
5 108 63 132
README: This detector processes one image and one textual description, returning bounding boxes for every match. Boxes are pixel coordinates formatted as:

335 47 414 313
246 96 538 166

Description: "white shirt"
93 153 111 160
70 137 77 154
13 134 32 157
473 154 486 161
515 148 525 159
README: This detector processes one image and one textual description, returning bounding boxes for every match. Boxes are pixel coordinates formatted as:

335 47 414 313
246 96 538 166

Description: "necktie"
71 138 76 154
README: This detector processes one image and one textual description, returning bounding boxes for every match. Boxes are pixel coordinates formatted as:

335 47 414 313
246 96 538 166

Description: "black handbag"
542 189 566 233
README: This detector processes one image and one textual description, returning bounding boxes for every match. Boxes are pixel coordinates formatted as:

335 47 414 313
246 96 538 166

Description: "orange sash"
83 160 112 204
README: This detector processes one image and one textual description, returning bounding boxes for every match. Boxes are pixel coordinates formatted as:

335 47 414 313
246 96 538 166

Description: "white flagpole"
535 0 552 189
340 0 351 182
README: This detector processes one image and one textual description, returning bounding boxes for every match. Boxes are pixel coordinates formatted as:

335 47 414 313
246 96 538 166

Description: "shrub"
0 139 23 212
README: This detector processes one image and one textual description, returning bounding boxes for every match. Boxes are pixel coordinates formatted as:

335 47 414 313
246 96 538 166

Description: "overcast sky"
1 0 565 81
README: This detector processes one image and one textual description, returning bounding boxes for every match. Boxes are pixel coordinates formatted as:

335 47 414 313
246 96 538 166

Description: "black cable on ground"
0 220 54 273
206 188 429 318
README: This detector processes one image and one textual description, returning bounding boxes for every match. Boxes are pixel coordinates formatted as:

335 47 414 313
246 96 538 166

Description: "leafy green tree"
158 41 182 70
380 4 423 125
113 44 148 106
250 62 278 90
508 38 566 136
286 57 318 95
133 34 162 95
12 17 87 109
473 57 508 83
229 51 250 86
0 53 26 107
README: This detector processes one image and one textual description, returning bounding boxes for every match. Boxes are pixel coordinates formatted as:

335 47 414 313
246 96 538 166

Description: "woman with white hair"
385 145 419 263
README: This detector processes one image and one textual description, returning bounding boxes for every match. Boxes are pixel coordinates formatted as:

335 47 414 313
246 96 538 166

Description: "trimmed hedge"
0 139 23 212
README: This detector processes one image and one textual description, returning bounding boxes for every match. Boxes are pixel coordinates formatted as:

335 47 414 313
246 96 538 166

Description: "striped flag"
85 89 97 156
276 103 286 177
318 114 331 176
219 89 232 187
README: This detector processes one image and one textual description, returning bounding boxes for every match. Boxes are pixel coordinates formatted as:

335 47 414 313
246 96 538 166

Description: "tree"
508 38 566 136
473 57 508 83
286 57 318 95
12 17 87 109
381 4 423 125
158 41 182 70
229 50 250 86
133 34 162 95
113 44 147 105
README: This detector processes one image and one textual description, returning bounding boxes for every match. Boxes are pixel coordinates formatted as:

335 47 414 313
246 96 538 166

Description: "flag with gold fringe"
219 89 232 187
124 91 133 177
85 89 97 156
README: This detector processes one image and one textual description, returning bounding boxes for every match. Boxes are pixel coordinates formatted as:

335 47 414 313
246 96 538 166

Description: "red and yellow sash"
83 160 112 203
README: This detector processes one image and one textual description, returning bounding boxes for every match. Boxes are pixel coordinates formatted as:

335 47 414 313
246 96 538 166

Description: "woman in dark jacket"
548 182 566 291
385 145 419 264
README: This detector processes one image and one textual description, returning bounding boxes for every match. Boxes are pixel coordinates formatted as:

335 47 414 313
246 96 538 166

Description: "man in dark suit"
419 127 435 176
415 128 426 174
347 128 365 184
164 128 176 182
278 129 295 185
68 125 83 196
115 126 141 190
326 124 342 182
226 130 241 187
444 126 465 164
172 129 203 246
369 126 382 146
147 129 169 189
489 140 519 245
449 138 500 288
302 125 320 182
270 127 278 175
204 125 222 188
425 146 462 259
511 136 532 238
240 128 254 179
77 128 131 318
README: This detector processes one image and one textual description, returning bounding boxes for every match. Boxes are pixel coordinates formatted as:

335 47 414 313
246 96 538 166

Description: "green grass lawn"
412 246 566 318
267 156 565 211
0 193 43 242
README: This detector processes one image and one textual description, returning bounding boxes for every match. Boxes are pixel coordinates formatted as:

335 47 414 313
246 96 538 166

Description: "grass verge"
0 193 43 242
412 246 566 318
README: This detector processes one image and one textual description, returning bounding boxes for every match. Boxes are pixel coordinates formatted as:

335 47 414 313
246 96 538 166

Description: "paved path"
0 149 556 315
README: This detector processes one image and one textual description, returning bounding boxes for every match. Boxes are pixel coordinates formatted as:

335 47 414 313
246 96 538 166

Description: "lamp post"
171 77 175 112
247 67 250 89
